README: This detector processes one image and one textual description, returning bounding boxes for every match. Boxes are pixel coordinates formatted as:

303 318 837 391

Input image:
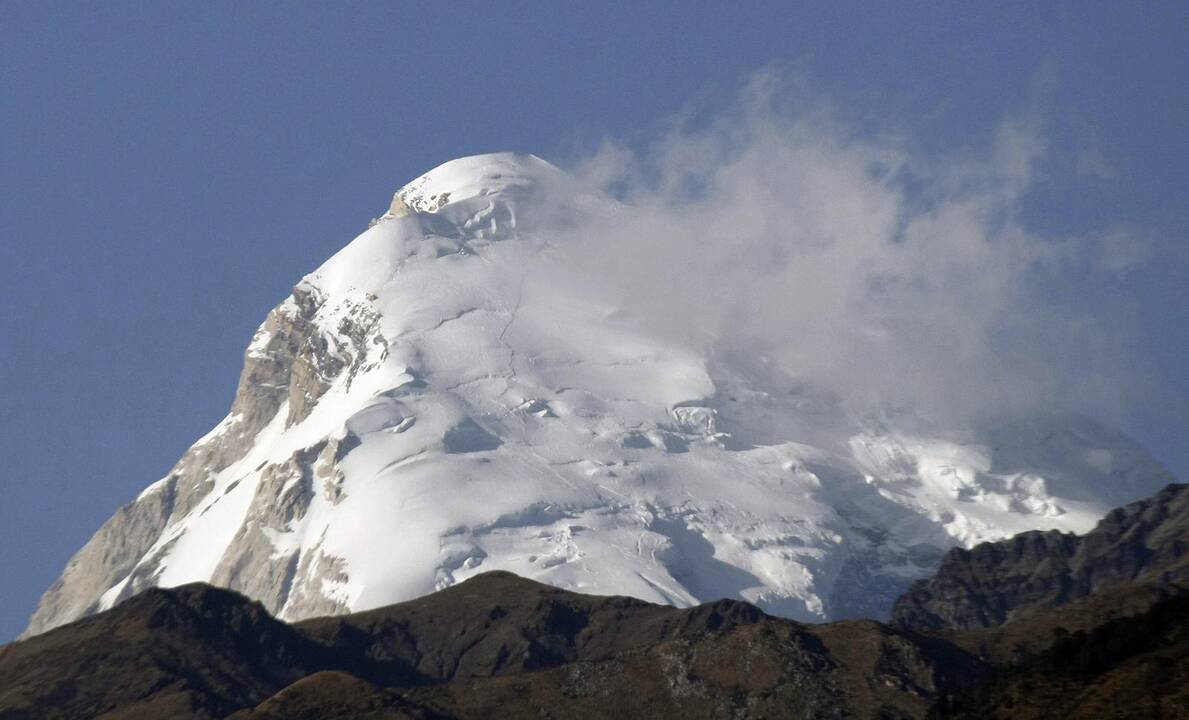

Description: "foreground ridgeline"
26 153 1177 638
2 484 1185 719
894 481 1189 633
0 572 981 719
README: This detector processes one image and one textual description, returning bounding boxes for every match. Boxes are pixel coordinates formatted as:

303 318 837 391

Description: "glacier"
24 152 1175 637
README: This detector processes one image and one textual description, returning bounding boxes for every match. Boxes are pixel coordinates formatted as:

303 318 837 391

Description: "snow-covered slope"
24 153 1176 637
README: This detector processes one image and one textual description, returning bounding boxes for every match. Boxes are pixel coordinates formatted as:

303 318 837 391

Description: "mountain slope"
892 482 1189 632
928 594 1189 720
0 584 329 719
5 484 1185 720
1 573 984 720
24 152 1176 637
891 484 1189 719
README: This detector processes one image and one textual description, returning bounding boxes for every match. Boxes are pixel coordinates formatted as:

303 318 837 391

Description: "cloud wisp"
538 74 1151 428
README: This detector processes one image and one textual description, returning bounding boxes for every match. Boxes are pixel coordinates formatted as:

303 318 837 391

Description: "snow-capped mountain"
24 152 1175 637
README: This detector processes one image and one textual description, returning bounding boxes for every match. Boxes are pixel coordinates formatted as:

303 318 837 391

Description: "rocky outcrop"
19 477 179 639
240 282 360 431
892 483 1189 631
227 280 385 445
209 437 359 619
209 445 321 615
23 283 383 637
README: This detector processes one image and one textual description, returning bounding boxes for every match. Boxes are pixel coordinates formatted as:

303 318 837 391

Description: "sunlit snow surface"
110 154 1172 622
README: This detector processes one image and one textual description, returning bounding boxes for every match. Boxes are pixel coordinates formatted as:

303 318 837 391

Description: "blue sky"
0 2 1185 640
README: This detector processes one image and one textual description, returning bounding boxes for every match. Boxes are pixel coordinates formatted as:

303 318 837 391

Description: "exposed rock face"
209 445 320 614
208 437 361 620
22 283 381 637
892 483 1189 631
19 477 179 639
243 282 385 430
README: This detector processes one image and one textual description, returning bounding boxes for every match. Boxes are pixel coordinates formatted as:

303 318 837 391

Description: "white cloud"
537 73 1148 426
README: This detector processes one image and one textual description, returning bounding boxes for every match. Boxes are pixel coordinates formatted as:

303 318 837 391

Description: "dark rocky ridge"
0 584 326 719
928 594 1189 719
892 483 1189 719
892 483 1189 632
4 484 1186 719
1 573 984 720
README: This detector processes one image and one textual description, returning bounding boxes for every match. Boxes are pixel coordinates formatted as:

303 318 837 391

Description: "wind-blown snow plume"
550 74 1147 426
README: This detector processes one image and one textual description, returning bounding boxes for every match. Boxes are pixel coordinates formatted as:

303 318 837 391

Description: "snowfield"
24 153 1176 636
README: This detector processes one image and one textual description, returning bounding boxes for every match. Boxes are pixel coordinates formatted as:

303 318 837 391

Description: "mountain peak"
386 152 562 217
22 151 1177 639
